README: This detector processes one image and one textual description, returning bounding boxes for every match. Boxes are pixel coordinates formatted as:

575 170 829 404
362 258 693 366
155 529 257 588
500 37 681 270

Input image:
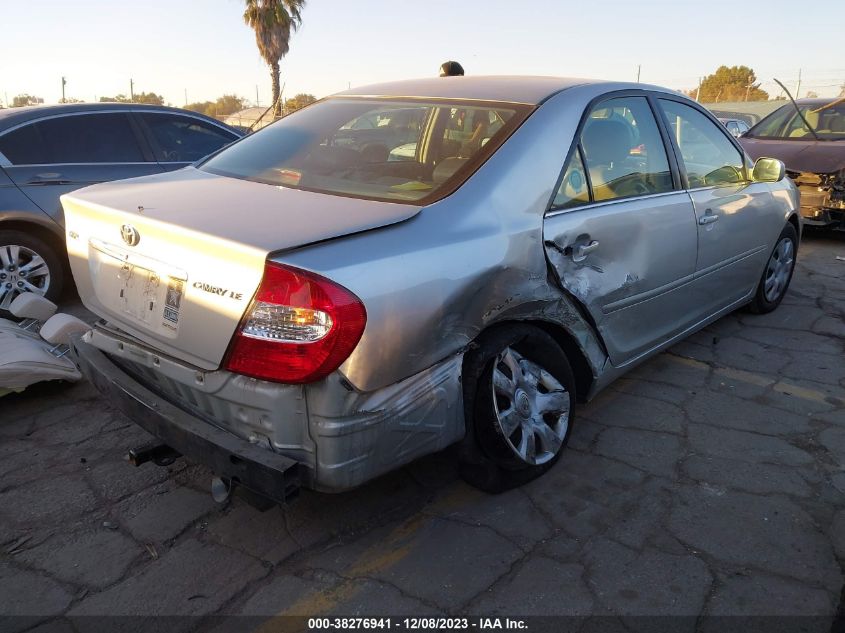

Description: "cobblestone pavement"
1 233 844 631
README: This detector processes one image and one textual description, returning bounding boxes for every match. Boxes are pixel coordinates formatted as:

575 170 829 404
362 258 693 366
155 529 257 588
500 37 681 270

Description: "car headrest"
360 144 390 163
433 157 467 184
10 293 57 321
582 119 632 166
39 313 90 346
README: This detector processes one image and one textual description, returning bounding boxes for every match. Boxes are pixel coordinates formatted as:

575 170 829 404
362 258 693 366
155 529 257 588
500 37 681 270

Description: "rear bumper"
71 336 302 504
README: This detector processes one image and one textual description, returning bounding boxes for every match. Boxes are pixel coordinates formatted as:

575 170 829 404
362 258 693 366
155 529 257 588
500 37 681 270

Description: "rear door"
0 112 162 225
656 98 773 314
543 93 699 365
135 112 240 171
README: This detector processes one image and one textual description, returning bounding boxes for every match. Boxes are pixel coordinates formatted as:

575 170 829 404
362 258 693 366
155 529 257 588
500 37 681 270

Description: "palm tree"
243 0 304 117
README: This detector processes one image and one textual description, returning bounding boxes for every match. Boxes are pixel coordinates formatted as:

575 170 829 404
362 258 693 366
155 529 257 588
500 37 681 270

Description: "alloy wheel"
0 244 51 310
763 237 794 303
491 346 571 466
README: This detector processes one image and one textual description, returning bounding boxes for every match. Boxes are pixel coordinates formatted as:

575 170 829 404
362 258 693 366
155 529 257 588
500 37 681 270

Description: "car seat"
581 119 633 200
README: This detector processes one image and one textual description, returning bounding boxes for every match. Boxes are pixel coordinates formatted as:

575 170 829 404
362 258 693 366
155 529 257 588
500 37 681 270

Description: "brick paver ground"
2 233 843 632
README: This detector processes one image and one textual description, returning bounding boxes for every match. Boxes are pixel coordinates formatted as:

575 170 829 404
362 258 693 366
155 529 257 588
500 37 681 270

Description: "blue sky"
1 0 842 107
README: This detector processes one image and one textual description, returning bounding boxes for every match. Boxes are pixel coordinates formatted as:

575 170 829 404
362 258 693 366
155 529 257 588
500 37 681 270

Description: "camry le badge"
120 224 140 247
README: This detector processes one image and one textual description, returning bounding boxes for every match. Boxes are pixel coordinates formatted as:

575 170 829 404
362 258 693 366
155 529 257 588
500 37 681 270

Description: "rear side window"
0 113 144 165
552 148 590 209
580 96 673 202
0 123 45 164
658 99 745 188
140 114 237 163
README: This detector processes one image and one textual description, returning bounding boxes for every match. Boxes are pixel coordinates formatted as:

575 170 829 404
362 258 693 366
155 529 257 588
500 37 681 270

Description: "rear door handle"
698 210 719 225
572 240 599 262
26 172 70 186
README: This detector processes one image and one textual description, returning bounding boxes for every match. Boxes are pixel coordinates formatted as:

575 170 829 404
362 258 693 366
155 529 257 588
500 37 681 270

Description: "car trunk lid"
62 167 419 369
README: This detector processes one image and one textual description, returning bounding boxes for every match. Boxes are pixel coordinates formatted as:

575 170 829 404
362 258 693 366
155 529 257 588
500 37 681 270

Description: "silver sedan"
63 76 800 500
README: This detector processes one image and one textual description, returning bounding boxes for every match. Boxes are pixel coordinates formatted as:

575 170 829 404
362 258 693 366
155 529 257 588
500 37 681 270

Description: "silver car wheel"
763 237 794 303
0 244 51 310
491 346 571 466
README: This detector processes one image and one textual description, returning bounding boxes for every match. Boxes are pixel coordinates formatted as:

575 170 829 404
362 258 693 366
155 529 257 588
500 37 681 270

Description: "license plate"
89 240 187 335
117 263 184 330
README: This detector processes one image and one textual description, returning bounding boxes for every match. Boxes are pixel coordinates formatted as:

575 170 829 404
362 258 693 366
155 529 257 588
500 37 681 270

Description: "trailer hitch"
126 443 182 467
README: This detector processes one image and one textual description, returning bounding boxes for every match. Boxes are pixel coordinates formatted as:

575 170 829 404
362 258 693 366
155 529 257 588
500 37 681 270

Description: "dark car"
0 103 242 315
739 97 845 229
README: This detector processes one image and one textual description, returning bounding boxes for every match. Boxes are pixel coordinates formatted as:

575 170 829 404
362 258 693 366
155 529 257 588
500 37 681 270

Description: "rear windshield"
747 102 845 140
200 97 532 204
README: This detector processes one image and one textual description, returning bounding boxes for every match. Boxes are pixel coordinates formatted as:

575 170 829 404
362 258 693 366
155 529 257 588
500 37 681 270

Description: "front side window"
141 114 237 163
579 96 673 202
659 99 745 188
0 113 144 165
200 98 531 204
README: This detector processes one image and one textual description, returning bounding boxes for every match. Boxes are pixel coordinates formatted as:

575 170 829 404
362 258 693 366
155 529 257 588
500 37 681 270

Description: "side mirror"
752 157 785 183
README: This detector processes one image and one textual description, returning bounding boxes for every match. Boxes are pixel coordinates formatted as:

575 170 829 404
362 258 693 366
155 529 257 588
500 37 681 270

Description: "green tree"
99 92 164 105
184 95 249 117
690 66 769 103
210 94 249 116
284 93 316 113
243 0 305 116
185 100 214 114
12 94 44 107
99 94 131 103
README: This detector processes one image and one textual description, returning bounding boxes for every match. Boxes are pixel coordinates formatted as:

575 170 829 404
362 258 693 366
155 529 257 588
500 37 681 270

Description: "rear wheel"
0 230 63 318
459 324 575 493
748 223 797 314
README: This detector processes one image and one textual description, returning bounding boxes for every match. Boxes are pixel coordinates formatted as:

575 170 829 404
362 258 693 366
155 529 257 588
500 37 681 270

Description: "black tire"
0 230 64 319
748 223 798 314
459 324 576 493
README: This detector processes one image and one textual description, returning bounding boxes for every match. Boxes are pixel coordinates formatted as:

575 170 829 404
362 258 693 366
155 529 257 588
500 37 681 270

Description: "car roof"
335 76 618 106
0 102 237 132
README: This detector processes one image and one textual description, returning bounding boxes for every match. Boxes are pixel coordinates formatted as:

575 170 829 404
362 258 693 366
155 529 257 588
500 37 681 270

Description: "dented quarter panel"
275 83 620 392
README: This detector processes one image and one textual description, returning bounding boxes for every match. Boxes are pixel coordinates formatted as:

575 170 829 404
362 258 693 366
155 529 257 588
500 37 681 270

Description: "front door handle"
572 240 599 262
698 210 719 225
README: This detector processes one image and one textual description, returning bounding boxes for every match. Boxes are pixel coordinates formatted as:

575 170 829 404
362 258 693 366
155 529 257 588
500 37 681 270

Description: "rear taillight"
223 262 366 384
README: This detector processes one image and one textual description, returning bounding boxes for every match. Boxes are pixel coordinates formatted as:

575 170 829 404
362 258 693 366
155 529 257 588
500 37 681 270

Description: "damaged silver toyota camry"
62 77 801 501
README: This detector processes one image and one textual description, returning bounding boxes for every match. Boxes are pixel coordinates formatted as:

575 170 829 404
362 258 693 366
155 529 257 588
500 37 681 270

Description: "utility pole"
184 88 188 106
61 76 66 103
744 75 752 102
795 69 802 99
636 65 641 83
255 85 260 107
696 77 702 102
130 78 135 102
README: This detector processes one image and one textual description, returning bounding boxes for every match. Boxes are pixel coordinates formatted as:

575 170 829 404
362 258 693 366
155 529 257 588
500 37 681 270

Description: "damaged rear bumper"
71 335 303 504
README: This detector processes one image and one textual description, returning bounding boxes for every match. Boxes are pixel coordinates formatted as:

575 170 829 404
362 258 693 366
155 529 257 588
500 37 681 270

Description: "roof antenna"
773 78 820 142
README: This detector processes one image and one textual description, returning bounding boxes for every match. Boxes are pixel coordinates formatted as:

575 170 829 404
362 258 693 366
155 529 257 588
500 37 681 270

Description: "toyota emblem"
120 224 140 247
